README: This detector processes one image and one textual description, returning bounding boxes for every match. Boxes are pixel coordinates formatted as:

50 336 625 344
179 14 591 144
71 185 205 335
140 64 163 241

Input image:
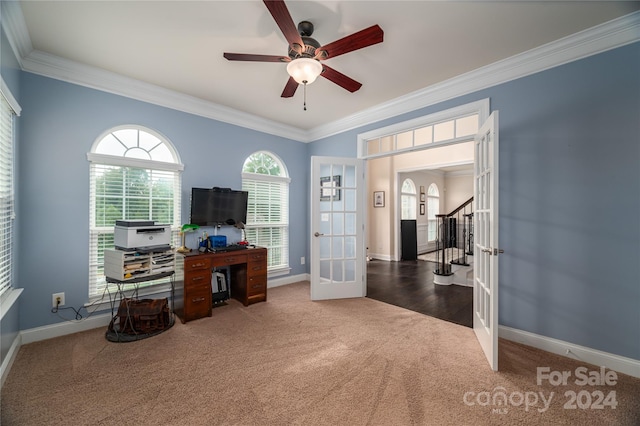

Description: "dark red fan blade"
316 25 383 60
321 65 362 93
263 0 304 53
223 53 289 62
281 76 298 98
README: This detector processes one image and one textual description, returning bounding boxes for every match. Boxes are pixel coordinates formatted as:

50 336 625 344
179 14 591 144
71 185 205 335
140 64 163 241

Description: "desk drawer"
184 269 210 290
247 275 266 296
213 254 247 266
247 261 266 276
184 287 211 321
248 251 266 263
247 293 267 305
185 257 211 271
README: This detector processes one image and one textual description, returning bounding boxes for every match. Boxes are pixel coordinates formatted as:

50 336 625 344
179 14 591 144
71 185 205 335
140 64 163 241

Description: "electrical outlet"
52 292 65 308
300 256 305 265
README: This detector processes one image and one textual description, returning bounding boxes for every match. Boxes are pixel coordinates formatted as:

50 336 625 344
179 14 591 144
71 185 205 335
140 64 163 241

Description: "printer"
114 220 171 251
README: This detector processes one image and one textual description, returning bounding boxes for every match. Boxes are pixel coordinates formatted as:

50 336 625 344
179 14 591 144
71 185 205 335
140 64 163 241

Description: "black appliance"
190 187 248 226
401 220 417 261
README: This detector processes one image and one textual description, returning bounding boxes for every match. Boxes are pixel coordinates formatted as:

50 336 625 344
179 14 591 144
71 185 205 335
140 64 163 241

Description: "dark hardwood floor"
366 258 473 328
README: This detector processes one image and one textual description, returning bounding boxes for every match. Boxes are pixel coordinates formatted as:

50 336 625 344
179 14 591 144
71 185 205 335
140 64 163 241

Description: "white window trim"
89 124 181 162
357 99 489 159
427 183 440 243
87 152 184 172
401 178 417 220
241 172 291 184
268 267 292 278
242 152 290 273
1 78 21 117
0 77 20 303
87 126 183 300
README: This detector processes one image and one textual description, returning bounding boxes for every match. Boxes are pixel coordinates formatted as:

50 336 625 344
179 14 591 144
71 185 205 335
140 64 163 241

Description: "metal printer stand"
105 271 175 343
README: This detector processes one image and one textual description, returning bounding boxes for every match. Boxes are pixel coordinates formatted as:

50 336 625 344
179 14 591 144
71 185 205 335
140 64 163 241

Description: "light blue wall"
9 28 640 361
17 73 309 330
310 42 640 360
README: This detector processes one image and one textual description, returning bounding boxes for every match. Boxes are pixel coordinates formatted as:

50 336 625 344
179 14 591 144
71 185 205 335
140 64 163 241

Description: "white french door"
310 156 365 300
473 111 500 371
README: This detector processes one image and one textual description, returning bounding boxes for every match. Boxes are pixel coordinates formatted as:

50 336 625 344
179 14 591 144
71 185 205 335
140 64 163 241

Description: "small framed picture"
420 185 425 194
320 175 341 201
420 203 425 215
373 191 385 208
420 193 426 202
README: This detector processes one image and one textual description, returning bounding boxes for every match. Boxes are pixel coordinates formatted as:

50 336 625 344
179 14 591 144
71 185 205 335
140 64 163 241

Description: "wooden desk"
174 247 267 323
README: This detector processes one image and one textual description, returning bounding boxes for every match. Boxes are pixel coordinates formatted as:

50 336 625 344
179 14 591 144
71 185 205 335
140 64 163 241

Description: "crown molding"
307 11 640 141
4 6 639 143
21 50 308 142
1 1 32 67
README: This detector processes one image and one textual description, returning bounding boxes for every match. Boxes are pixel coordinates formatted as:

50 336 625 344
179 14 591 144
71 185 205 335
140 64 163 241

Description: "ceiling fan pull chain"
303 81 308 111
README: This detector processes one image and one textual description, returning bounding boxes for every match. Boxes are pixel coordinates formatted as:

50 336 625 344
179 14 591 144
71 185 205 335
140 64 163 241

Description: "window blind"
242 176 289 270
0 95 15 296
88 163 181 296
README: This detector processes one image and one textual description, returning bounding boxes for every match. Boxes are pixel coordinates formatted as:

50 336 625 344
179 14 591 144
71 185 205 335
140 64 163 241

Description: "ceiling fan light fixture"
286 58 322 85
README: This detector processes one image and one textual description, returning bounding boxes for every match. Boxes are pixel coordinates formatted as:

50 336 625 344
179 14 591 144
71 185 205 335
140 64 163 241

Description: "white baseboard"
0 331 22 389
499 325 640 379
268 273 309 288
368 253 392 262
19 275 309 346
20 313 113 345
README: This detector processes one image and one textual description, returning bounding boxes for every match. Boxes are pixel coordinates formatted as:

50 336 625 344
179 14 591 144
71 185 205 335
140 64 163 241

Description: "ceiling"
11 1 640 136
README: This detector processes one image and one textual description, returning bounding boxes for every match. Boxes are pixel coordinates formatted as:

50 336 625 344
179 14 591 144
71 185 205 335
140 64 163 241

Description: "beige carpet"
2 282 639 425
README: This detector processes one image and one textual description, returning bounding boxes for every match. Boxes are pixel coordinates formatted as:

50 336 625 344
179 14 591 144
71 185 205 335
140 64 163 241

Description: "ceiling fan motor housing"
289 21 321 59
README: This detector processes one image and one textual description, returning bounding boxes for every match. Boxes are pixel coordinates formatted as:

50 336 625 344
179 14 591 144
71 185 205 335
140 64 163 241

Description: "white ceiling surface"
15 1 640 136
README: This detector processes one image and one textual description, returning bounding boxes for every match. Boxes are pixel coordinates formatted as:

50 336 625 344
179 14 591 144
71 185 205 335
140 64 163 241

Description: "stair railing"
433 197 473 276
434 214 452 276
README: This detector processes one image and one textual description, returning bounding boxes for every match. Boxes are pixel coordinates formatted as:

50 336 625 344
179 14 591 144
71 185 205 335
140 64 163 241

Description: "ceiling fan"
223 0 384 103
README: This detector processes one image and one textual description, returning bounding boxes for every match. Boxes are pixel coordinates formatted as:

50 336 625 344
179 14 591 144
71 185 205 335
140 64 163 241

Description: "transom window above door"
357 99 489 158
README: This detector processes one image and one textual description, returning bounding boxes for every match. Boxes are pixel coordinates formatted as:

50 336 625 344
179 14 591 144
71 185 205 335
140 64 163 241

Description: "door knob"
481 247 504 255
314 232 324 237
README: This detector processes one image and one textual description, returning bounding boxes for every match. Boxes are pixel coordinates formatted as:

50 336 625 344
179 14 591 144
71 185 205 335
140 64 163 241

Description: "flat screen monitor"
190 187 248 226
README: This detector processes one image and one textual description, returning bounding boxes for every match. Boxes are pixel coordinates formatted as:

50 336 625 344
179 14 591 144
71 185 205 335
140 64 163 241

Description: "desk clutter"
174 247 267 323
103 222 268 340
106 293 174 343
104 247 175 281
105 220 176 342
115 298 171 334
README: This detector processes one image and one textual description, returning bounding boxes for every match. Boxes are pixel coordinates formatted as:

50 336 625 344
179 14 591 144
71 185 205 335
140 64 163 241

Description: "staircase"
433 197 474 286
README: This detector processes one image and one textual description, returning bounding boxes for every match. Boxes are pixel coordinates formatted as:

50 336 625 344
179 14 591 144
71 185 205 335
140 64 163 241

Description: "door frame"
357 100 490 265
356 99 498 371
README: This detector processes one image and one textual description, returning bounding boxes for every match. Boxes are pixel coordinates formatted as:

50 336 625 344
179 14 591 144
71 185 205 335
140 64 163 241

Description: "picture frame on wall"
420 203 425 215
420 185 425 194
420 193 426 202
373 191 385 207
320 175 341 201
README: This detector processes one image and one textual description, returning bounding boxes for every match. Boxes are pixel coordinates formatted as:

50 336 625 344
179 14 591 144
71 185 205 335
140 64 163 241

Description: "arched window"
427 183 440 242
87 126 183 297
401 179 417 220
242 151 290 274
